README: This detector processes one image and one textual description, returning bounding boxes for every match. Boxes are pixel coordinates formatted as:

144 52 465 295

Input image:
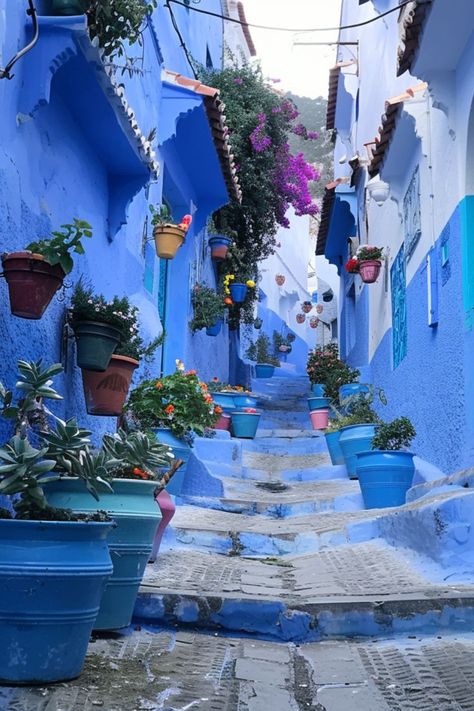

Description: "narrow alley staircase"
6 376 474 710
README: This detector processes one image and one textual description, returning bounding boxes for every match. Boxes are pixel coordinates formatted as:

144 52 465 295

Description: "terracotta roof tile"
162 69 241 202
326 61 356 131
316 187 336 256
397 0 433 76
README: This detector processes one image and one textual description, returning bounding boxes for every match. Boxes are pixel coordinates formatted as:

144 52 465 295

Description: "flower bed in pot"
150 205 192 260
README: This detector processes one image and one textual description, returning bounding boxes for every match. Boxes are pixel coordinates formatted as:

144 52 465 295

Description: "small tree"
246 333 280 367
372 417 416 451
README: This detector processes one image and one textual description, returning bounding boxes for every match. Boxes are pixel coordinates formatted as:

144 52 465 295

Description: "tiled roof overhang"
163 70 242 202
326 66 342 130
237 2 257 57
397 0 433 76
316 187 336 256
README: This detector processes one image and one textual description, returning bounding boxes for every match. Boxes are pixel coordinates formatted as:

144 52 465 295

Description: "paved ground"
5 628 474 710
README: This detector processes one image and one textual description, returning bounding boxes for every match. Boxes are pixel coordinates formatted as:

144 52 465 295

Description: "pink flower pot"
214 413 231 431
310 409 329 430
359 259 381 284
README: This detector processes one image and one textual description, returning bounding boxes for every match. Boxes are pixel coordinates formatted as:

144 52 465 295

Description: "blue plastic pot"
45 478 161 631
339 423 377 479
153 427 191 496
255 364 275 378
0 518 113 683
307 396 330 411
311 383 325 396
209 235 232 260
206 319 222 336
212 391 237 411
233 394 258 408
324 430 345 465
356 451 415 509
230 282 248 303
231 411 261 439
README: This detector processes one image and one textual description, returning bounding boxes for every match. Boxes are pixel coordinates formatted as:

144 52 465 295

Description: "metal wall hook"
0 1 39 81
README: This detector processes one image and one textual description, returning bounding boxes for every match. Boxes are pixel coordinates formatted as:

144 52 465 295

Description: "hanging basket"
2 252 65 319
359 259 382 284
81 354 139 416
287 333 296 343
310 317 319 329
153 224 185 260
302 302 312 314
209 235 232 261
296 313 306 324
72 320 122 372
229 283 248 303
275 274 285 286
316 304 324 314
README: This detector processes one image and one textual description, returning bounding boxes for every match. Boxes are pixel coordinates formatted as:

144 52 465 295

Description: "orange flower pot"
153 224 185 260
82 354 139 416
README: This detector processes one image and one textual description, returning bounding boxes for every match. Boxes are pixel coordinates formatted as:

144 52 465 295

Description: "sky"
242 0 343 99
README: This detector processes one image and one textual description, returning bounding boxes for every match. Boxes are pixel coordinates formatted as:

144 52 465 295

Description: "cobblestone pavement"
5 628 474 710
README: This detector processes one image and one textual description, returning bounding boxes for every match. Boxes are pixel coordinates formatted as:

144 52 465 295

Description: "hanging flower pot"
302 301 312 314
296 313 306 324
287 333 296 343
209 235 232 261
359 259 382 284
206 319 223 337
49 0 89 14
278 344 289 353
2 252 65 319
275 274 285 286
72 320 122 372
153 224 186 260
310 316 319 329
229 282 248 303
81 354 139 416
316 304 324 314
254 317 263 329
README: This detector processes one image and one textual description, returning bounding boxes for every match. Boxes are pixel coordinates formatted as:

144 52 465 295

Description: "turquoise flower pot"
45 478 161 631
0 518 113 683
325 430 345 465
233 394 258 408
356 451 415 509
307 396 330 411
339 423 377 479
153 427 191 496
212 391 237 411
230 282 248 303
311 383 325 396
255 364 275 378
231 411 261 439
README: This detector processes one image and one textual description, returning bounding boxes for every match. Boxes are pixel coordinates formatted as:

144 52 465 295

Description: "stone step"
137 543 474 642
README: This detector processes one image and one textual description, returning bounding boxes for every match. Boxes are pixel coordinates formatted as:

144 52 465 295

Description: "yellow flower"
246 280 256 288
175 359 185 372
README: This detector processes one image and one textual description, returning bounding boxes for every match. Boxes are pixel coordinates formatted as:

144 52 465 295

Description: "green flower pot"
72 320 122 372
50 0 88 15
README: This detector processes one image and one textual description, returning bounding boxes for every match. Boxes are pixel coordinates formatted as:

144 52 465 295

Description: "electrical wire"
167 0 413 34
164 0 198 78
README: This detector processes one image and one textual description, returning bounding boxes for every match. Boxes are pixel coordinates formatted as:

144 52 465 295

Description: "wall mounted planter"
254 318 263 329
311 383 325 396
152 427 190 497
214 413 231 431
45 478 160 631
231 411 261 439
209 235 231 261
50 0 88 13
302 302 312 314
359 259 382 284
2 252 65 319
275 274 285 286
310 408 329 430
356 450 415 509
324 430 345 465
82 354 139 416
296 313 306 324
339 423 377 479
255 364 275 378
153 224 185 260
307 396 330 411
72 320 121 372
206 319 223 337
229 283 248 303
0 518 113 684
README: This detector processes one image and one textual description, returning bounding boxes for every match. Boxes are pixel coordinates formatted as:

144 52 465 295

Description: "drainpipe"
0 1 39 80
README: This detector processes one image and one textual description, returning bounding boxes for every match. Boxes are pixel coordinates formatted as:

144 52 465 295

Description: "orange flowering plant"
127 366 220 441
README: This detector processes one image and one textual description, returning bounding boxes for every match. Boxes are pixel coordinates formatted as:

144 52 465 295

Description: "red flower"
244 407 257 413
212 376 219 382
214 405 223 414
133 467 151 480
187 369 197 376
165 404 175 414
345 257 359 274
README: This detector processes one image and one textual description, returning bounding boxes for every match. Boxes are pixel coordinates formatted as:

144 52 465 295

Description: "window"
391 245 407 368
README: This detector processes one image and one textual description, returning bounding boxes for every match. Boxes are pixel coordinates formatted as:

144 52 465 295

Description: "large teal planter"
72 320 121 372
45 478 161 631
255 364 275 378
311 383 325 396
231 411 261 439
324 430 345 465
0 518 113 683
356 451 415 509
153 427 190 496
307 396 330 411
229 282 248 303
339 423 377 479
233 394 258 408
212 391 237 411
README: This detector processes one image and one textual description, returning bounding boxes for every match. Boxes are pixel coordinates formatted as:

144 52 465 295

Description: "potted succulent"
0 360 115 684
81 302 164 416
246 333 280 378
356 417 416 509
224 273 256 304
126 361 219 496
301 300 313 314
70 282 131 372
231 407 261 439
190 283 225 336
2 219 92 319
150 205 192 260
46 428 173 630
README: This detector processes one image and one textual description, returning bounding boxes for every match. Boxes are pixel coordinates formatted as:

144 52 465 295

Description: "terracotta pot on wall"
82 354 139 415
153 225 185 260
2 252 65 319
275 274 285 286
302 302 312 314
296 313 306 324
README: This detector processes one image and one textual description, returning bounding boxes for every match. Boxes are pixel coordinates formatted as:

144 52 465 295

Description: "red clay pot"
2 252 65 319
359 259 382 284
82 354 139 416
